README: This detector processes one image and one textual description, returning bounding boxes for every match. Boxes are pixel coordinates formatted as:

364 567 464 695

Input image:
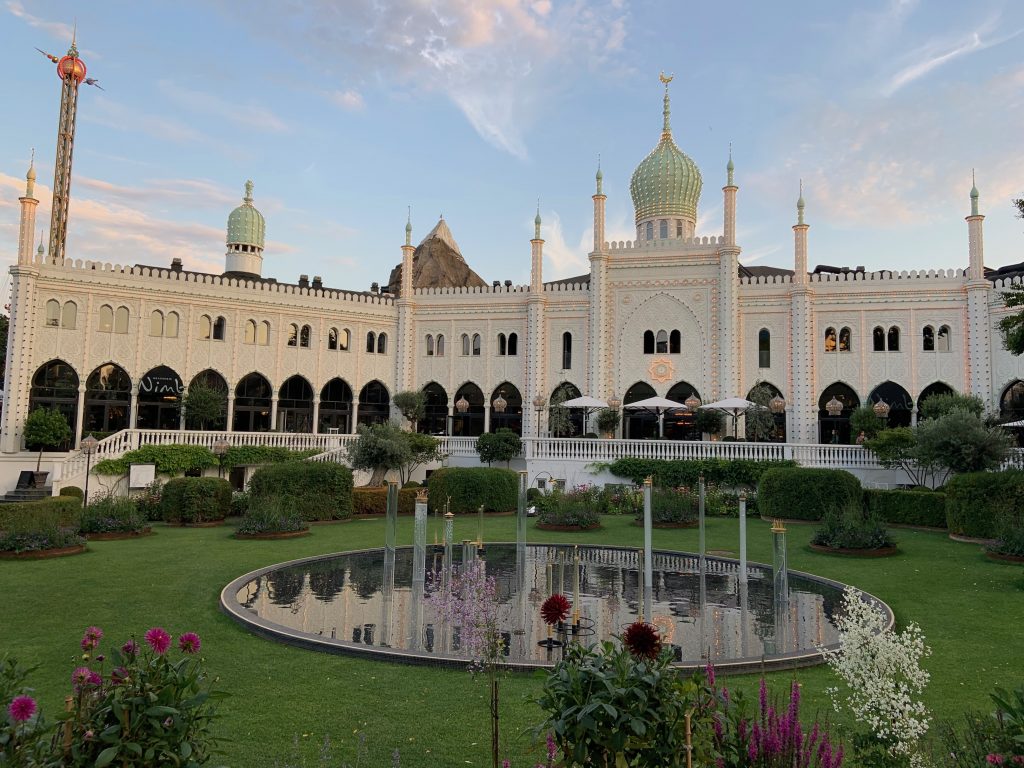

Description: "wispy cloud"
159 80 289 133
327 89 365 111
5 1 74 42
210 0 630 159
83 96 209 145
882 18 1024 96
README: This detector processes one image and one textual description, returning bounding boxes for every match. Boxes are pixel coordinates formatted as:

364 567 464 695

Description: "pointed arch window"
45 299 60 327
887 326 900 352
328 328 339 350
758 328 771 368
199 314 212 340
498 333 507 356
655 330 668 354
299 325 311 348
212 316 225 340
937 325 950 352
507 333 517 356
643 330 654 354
436 334 445 357
366 331 376 353
258 321 270 345
377 332 387 354
669 330 680 354
922 325 935 351
426 334 435 356
872 326 885 352
61 301 77 330
339 328 350 351
645 221 654 240
562 332 572 370
288 324 299 347
676 220 683 238
838 327 851 352
471 333 481 356
244 319 257 344
659 220 668 239
164 312 179 338
150 310 164 337
114 307 129 334
825 327 837 352
99 305 114 333
462 333 470 356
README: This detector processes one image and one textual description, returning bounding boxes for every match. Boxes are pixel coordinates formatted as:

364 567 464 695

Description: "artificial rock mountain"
387 218 486 295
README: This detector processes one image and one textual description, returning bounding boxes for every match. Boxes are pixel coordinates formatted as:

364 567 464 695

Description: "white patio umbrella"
558 395 609 435
1001 419 1024 428
699 397 767 439
623 396 687 438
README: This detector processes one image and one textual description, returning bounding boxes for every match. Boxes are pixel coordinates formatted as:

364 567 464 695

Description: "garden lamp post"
532 394 547 438
212 438 229 479
80 434 98 508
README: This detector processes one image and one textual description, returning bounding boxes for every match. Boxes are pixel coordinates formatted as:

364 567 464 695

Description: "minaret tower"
395 211 417 395
788 182 815 442
527 205 548 437
46 33 89 264
965 173 992 405
18 152 39 265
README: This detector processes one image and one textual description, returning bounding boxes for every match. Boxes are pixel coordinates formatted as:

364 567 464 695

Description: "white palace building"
3 76 1024 491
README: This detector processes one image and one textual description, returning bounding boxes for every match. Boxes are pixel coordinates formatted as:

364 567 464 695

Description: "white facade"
4 90 1024 456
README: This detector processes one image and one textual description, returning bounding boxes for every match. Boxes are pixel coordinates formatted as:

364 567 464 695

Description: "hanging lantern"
608 394 622 410
455 395 470 413
769 394 786 414
684 394 701 411
532 394 547 409
493 392 507 413
872 399 891 419
825 396 844 417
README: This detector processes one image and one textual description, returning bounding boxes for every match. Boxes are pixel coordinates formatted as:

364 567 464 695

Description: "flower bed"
535 486 601 530
80 494 149 537
811 506 896 554
0 526 85 558
236 496 310 539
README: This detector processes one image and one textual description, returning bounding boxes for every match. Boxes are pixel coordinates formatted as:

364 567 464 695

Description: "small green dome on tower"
226 180 265 250
629 74 702 226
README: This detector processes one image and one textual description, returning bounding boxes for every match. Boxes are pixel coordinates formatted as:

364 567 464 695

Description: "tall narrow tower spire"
659 71 673 138
45 33 90 263
17 152 40 265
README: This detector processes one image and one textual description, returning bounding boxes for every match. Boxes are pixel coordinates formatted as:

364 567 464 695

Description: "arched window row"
497 332 518 356
461 333 482 356
643 219 688 241
98 305 131 334
327 327 351 351
872 325 900 352
642 329 681 355
44 299 77 330
287 324 312 348
365 331 388 354
149 310 179 338
244 319 271 345
425 334 446 357
197 314 226 341
824 327 852 353
922 324 951 352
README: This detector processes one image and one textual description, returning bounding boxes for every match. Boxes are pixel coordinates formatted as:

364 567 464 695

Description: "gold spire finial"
659 71 674 85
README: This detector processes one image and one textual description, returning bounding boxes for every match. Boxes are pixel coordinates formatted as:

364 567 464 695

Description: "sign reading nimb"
139 366 183 396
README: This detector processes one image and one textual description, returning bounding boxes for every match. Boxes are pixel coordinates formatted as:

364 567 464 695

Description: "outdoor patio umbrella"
623 396 687 438
559 395 610 434
698 397 767 439
1000 419 1024 427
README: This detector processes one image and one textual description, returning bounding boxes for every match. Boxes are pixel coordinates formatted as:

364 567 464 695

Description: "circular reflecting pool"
220 544 891 671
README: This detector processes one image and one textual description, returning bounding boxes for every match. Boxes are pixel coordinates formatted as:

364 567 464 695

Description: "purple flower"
145 627 171 655
71 666 93 690
546 732 557 760
178 632 201 654
8 695 36 722
88 671 102 686
502 761 510 768
759 677 768 719
704 660 716 687
121 639 137 657
111 667 129 686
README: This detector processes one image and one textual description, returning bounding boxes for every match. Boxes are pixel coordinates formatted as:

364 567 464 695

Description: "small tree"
850 405 885 440
347 422 411 486
914 409 1012 478
548 389 575 437
23 407 72 470
694 408 724 437
402 431 443 485
182 380 227 430
917 392 984 421
476 428 522 467
595 407 621 437
393 390 426 430
745 383 777 441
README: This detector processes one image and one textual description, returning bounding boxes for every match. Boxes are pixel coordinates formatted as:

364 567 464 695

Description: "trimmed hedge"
248 462 354 521
159 477 232 524
758 467 862 521
0 496 82 534
427 467 518 514
351 486 418 516
608 458 798 489
59 486 84 500
863 489 946 528
944 471 1024 538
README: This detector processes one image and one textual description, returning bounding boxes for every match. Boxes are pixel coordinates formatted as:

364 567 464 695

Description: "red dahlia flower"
540 594 571 626
623 621 661 660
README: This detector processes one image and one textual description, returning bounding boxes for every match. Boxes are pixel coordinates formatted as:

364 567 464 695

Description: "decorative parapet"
412 284 530 296
739 267 969 287
543 281 591 293
606 235 725 250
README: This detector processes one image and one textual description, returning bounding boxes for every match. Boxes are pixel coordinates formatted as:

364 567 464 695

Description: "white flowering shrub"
822 586 932 767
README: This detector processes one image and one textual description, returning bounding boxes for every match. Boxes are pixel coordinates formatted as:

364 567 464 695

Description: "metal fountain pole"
379 481 399 647
410 489 428 651
642 476 653 623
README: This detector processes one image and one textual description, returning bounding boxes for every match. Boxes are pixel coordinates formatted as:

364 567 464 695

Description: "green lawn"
1 515 1021 766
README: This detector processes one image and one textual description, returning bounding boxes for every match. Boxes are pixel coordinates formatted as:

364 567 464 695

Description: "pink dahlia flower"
144 627 171 655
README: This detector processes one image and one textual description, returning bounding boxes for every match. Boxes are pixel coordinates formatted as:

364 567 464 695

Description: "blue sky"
1 0 1022 294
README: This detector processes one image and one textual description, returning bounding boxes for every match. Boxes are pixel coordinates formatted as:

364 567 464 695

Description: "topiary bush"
248 461 354 521
944 470 1024 538
159 477 232 524
863 488 946 528
351 486 417 516
758 467 862 521
0 496 84 553
80 494 148 534
426 467 518 513
59 486 84 500
236 496 308 536
608 457 797 490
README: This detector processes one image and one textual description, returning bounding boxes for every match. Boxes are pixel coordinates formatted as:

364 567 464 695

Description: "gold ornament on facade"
649 357 674 383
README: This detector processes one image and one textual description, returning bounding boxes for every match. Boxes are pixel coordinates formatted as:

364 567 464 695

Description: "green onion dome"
226 180 265 250
629 81 702 226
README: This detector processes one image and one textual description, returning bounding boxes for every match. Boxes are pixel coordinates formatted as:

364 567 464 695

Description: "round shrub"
248 461 354 521
59 486 84 500
80 494 148 534
758 467 862 521
351 486 417 516
944 471 1024 538
237 496 308 536
427 467 518 513
160 477 232 524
